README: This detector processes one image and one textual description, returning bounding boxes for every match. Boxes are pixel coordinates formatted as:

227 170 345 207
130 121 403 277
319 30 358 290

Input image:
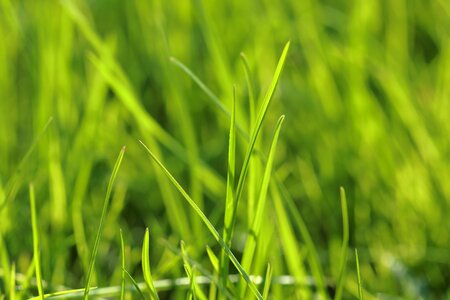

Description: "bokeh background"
0 0 449 298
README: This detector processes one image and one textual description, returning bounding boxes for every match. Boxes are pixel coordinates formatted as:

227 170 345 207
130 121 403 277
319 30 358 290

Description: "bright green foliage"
0 0 449 299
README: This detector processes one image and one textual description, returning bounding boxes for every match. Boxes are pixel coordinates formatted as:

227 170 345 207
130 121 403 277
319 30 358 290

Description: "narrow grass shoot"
139 140 263 300
83 146 126 299
355 248 363 300
239 115 285 298
120 229 125 300
223 41 290 264
29 183 44 299
142 228 159 300
10 263 15 300
181 241 208 300
262 263 273 300
219 85 237 296
123 269 146 300
335 187 349 300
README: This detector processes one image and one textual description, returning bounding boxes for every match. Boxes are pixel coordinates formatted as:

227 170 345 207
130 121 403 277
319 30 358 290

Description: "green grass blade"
335 187 349 300
28 288 90 300
10 262 15 300
142 228 159 300
0 231 11 296
29 183 44 299
355 248 363 300
262 263 273 300
239 53 256 127
219 86 237 295
0 117 53 212
181 241 208 300
120 229 125 300
169 57 248 139
274 179 327 298
224 41 290 248
83 146 126 299
139 140 263 300
206 246 219 273
123 269 146 300
239 115 285 298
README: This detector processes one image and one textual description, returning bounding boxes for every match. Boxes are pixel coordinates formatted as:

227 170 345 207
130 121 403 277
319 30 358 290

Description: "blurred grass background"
0 0 449 298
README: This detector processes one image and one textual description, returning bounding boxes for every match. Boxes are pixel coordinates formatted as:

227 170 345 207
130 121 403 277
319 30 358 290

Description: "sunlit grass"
0 0 449 299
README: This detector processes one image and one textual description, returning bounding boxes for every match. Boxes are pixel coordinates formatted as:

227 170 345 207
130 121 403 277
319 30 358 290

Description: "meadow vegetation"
0 0 449 299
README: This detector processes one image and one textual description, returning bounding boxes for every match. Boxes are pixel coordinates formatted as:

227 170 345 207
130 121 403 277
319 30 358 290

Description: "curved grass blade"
83 146 126 299
139 140 263 300
29 183 44 299
181 241 208 300
219 86 237 296
262 263 273 300
0 117 53 212
273 178 327 298
335 187 349 300
142 228 159 300
239 115 284 298
223 41 290 261
355 248 363 300
169 57 248 139
120 229 125 300
28 288 91 300
123 269 146 300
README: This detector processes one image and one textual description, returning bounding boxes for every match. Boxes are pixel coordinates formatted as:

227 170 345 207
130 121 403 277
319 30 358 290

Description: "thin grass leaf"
29 183 44 299
206 246 219 273
0 117 53 212
219 86 237 295
83 146 126 299
0 231 11 296
335 187 349 300
223 41 290 249
120 229 125 300
239 115 285 298
10 263 15 300
355 248 363 300
262 263 273 300
142 228 159 300
239 53 256 127
273 179 327 298
181 241 208 300
139 140 263 300
124 269 146 300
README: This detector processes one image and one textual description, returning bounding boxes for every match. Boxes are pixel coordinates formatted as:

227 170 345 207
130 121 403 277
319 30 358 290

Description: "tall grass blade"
123 269 146 300
10 263 15 300
355 248 363 300
139 140 263 300
0 117 53 212
335 187 349 300
219 86 237 296
224 41 290 248
262 263 273 300
29 183 44 299
120 229 125 300
239 115 285 298
142 228 159 300
83 146 126 299
181 241 208 300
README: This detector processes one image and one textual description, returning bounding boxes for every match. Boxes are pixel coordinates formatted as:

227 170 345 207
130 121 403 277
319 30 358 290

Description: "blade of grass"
83 146 126 299
273 178 327 298
28 288 91 300
0 231 11 296
10 262 15 300
223 41 290 251
123 269 146 300
262 263 273 300
355 248 363 300
142 228 159 300
0 117 53 212
120 229 125 300
181 241 208 300
239 115 285 298
335 187 349 300
29 183 44 299
139 140 263 300
219 85 237 297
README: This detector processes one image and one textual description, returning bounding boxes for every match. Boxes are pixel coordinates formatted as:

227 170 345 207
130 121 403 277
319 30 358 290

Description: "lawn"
0 0 449 299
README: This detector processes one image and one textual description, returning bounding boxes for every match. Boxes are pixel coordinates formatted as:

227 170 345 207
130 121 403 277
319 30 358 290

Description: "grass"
0 0 449 299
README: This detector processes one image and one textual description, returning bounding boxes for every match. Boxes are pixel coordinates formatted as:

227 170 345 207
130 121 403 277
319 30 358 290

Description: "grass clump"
0 0 449 299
